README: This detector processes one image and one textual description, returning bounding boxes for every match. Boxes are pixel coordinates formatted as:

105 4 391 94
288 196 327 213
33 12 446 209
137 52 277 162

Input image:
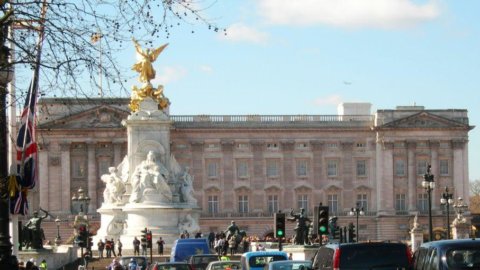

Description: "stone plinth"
17 245 77 270
282 245 318 261
452 222 470 239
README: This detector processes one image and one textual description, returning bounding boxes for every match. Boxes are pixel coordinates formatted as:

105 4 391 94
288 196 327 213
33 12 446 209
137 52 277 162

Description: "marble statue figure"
101 167 126 204
180 166 197 204
130 151 172 203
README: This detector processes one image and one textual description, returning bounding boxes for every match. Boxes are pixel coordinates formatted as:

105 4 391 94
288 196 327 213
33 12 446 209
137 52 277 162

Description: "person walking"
105 238 112 258
110 238 117 257
116 238 123 257
141 236 147 256
133 237 140 256
156 237 165 255
97 239 105 258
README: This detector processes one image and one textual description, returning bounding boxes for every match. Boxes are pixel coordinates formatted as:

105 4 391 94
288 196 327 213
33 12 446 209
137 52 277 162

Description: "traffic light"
332 225 341 240
141 227 148 243
146 231 153 248
76 224 87 247
348 223 356 243
317 206 329 235
274 212 286 238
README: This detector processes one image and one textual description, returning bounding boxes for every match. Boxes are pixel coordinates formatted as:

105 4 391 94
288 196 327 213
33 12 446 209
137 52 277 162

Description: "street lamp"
422 164 435 242
54 216 61 245
349 203 364 242
72 187 90 214
440 186 453 239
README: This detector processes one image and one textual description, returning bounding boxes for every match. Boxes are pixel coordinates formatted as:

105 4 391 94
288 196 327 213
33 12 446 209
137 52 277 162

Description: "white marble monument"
93 40 200 249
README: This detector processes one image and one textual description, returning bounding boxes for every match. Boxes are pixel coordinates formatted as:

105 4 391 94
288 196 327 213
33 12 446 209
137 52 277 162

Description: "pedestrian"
117 238 123 257
111 238 117 257
228 236 236 256
128 258 138 270
288 253 293 260
98 239 105 258
105 238 112 258
133 236 140 256
141 235 147 255
25 260 39 270
208 231 215 249
39 259 47 270
106 258 122 270
156 237 165 255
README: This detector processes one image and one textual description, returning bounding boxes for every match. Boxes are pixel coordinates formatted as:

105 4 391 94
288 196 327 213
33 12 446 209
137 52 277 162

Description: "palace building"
33 97 473 241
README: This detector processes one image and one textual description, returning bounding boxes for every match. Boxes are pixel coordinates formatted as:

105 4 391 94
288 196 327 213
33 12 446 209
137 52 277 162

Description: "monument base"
17 245 78 270
282 245 319 261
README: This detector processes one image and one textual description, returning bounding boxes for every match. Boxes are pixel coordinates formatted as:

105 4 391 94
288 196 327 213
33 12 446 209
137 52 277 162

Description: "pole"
446 202 450 239
278 237 282 251
428 188 433 242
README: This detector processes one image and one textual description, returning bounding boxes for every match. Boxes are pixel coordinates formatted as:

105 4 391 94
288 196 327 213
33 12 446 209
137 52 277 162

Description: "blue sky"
69 1 480 180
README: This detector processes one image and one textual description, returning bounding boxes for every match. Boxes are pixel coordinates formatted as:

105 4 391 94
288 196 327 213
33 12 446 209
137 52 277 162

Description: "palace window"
297 194 309 213
417 160 428 175
328 194 339 214
72 158 86 178
267 195 279 214
440 159 449 176
208 195 219 213
327 160 338 177
356 160 367 177
356 194 368 211
266 159 280 178
395 159 406 176
236 160 249 179
395 194 406 211
238 195 249 213
267 143 279 150
296 160 308 177
207 161 219 179
417 193 428 212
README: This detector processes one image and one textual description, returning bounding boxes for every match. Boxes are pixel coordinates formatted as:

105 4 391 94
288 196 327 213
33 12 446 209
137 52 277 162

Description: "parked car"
187 254 221 270
264 260 312 270
240 251 289 270
119 256 148 270
312 242 413 270
413 239 480 270
205 260 241 270
150 261 193 270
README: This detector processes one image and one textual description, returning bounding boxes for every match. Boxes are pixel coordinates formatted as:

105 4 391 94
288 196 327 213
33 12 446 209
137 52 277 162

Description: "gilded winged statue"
132 38 169 83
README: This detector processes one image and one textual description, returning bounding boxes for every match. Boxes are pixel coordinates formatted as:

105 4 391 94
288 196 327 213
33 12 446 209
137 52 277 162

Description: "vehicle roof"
208 260 241 264
268 260 312 265
419 238 480 248
189 254 220 257
242 251 288 257
324 241 408 248
155 262 191 265
174 238 209 244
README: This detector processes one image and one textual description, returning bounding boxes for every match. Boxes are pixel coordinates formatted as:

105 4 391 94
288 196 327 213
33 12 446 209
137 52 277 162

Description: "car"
312 242 413 270
205 260 241 270
150 262 193 270
187 254 221 270
241 251 289 270
119 256 148 270
412 239 480 270
264 260 312 270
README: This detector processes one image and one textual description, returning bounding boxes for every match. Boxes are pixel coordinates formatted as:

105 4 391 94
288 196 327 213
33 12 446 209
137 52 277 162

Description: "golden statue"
132 38 168 84
129 38 170 112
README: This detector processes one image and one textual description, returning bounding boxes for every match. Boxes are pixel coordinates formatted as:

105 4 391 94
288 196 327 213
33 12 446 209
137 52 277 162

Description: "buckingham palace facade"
31 98 473 241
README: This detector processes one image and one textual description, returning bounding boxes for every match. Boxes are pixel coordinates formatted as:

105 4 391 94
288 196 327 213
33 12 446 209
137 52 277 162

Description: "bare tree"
2 0 223 100
470 179 480 214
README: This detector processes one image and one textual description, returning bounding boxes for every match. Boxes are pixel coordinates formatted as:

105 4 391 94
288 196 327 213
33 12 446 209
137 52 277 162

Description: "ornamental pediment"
379 112 469 130
39 105 129 130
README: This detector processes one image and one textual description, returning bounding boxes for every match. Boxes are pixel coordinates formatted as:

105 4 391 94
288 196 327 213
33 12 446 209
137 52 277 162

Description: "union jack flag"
10 78 39 215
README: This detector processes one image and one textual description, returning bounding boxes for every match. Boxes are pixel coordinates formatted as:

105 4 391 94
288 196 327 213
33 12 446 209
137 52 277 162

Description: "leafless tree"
470 179 480 213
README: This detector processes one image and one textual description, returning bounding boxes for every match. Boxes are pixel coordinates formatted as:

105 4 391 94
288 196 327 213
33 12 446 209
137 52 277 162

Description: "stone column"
377 141 394 214
281 140 295 208
430 141 439 210
190 141 204 205
221 140 235 212
310 140 324 191
38 143 49 210
452 140 467 202
250 140 264 213
407 141 417 211
60 142 71 213
87 142 97 213
341 142 354 207
113 142 123 166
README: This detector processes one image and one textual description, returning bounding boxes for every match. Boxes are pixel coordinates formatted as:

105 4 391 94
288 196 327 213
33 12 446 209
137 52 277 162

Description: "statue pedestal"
452 222 470 239
410 227 424 253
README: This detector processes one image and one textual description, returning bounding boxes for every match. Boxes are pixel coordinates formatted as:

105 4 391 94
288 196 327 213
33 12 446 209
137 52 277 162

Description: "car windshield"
339 245 409 269
210 262 242 270
446 248 480 268
270 262 312 270
156 264 191 270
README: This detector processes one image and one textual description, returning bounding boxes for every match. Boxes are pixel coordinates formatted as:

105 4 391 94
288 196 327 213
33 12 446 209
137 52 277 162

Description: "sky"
49 1 480 180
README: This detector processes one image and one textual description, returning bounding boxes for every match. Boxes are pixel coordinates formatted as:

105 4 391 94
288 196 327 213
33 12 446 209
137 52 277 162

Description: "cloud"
221 23 269 44
199 65 213 74
312 95 344 106
257 0 441 29
153 66 187 85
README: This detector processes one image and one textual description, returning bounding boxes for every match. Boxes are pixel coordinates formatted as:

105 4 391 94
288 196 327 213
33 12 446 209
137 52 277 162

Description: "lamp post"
422 164 435 242
71 187 90 214
54 216 61 245
440 186 453 239
349 203 364 242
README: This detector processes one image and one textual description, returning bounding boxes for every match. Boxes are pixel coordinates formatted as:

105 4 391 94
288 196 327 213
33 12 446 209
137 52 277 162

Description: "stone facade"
32 98 473 242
